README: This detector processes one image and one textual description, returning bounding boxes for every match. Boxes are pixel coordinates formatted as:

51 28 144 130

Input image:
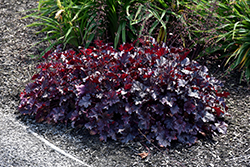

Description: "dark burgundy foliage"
19 38 229 147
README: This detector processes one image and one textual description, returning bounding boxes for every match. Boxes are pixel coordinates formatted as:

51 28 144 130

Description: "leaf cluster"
19 38 229 147
211 0 250 83
180 0 250 83
22 0 176 58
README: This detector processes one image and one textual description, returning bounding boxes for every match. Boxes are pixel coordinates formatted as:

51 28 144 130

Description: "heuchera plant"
19 38 230 147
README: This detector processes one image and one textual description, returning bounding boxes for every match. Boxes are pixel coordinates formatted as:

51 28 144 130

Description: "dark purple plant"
19 38 229 147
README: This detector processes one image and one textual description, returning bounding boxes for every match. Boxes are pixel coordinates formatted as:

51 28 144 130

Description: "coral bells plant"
19 38 229 147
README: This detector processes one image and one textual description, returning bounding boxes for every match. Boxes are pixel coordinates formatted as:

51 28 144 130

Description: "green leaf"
148 20 159 35
47 30 61 35
225 47 240 66
36 26 56 34
85 33 95 48
57 0 64 10
233 21 241 39
64 26 73 42
39 41 62 59
138 12 153 38
64 35 78 48
128 23 136 35
71 3 91 22
30 15 61 26
127 31 135 41
28 23 61 32
83 17 97 41
121 21 126 43
245 67 250 83
148 8 167 32
236 43 250 68
114 24 122 49
134 4 143 20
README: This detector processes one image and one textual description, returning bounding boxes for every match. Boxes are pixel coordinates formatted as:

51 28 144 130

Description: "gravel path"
0 112 88 167
0 0 250 167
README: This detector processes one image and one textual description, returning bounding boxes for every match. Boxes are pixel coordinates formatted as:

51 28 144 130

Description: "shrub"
206 0 250 83
19 38 229 147
22 0 172 58
180 0 250 83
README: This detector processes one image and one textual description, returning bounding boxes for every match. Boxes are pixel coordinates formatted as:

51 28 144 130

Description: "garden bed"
0 0 249 166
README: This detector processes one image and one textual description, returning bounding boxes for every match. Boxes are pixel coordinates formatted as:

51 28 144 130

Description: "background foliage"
180 0 250 82
23 0 174 56
23 0 197 56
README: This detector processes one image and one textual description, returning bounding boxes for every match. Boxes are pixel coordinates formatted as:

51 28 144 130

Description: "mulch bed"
0 0 249 166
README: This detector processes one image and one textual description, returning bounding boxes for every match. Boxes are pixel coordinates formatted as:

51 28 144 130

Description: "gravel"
0 0 249 166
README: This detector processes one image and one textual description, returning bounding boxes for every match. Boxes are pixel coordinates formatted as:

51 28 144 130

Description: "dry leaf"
55 9 64 19
90 130 97 135
138 152 149 159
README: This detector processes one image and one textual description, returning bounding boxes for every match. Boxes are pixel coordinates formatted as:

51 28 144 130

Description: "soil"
0 0 249 166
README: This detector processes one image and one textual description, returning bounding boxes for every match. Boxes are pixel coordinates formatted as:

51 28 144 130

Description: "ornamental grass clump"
22 0 172 58
180 0 250 82
19 38 229 147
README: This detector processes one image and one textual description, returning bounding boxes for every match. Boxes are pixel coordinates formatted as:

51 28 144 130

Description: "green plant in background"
149 0 198 48
212 0 250 83
126 0 171 45
143 0 177 44
23 0 193 57
101 0 175 48
22 0 98 58
175 0 220 50
180 0 250 83
101 0 149 48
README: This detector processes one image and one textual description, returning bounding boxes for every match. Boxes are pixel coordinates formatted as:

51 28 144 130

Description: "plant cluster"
209 0 250 83
23 0 250 82
23 0 176 58
181 0 250 82
19 39 229 147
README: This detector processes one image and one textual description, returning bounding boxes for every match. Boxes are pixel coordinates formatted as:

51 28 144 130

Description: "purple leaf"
131 81 146 93
178 133 197 145
121 133 135 143
156 135 170 147
79 94 91 108
170 104 180 115
25 83 37 94
174 115 186 134
125 103 140 114
188 88 200 99
202 111 215 122
70 110 79 121
49 107 65 123
105 90 120 106
75 84 86 96
178 79 187 87
180 58 190 66
164 117 176 130
151 104 165 116
184 101 196 114
214 121 228 134
156 56 168 67
160 95 176 107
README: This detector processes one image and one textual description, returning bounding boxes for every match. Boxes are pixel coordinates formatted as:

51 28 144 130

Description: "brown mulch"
0 0 249 166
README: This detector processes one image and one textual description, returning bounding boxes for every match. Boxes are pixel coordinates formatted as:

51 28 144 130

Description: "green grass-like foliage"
212 0 250 83
23 0 100 57
23 0 178 58
181 0 250 83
